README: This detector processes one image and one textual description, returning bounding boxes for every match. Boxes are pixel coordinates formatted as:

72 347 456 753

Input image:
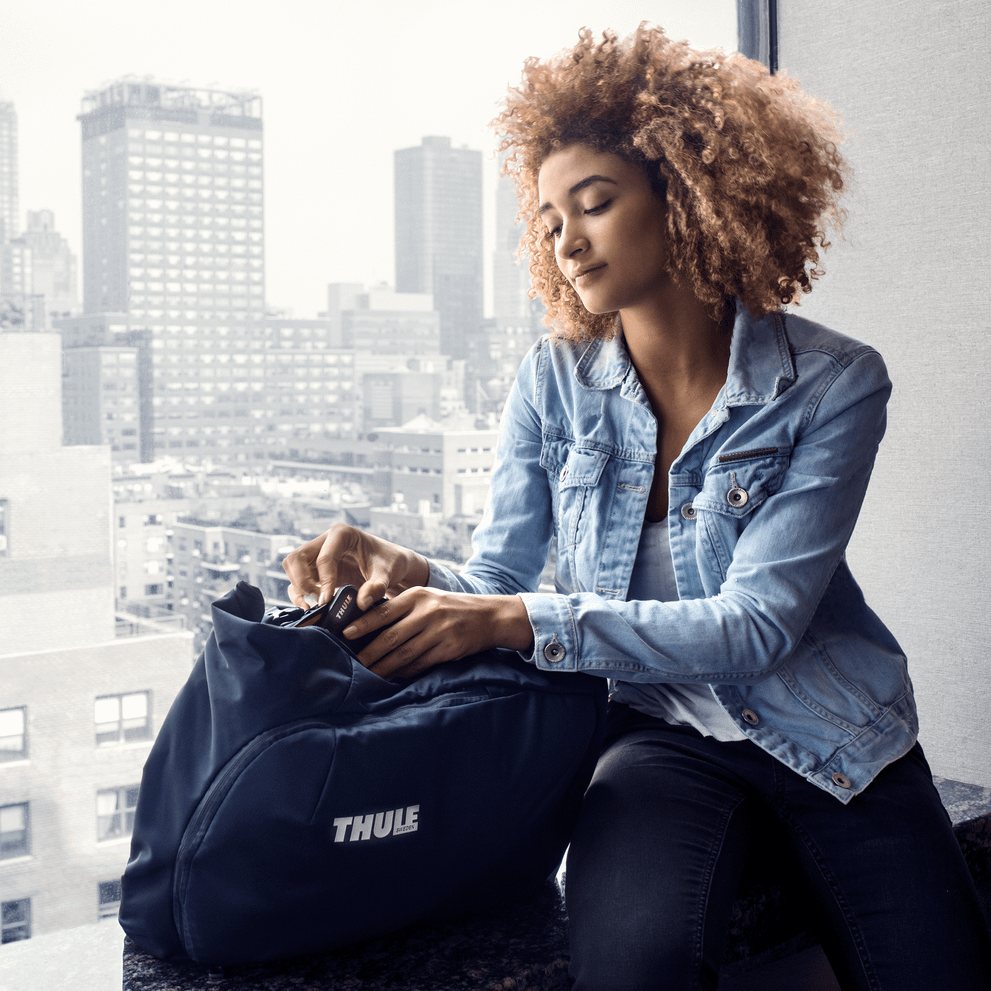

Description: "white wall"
776 1 991 784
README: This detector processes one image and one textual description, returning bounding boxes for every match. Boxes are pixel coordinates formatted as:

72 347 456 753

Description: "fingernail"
303 594 317 608
342 626 356 639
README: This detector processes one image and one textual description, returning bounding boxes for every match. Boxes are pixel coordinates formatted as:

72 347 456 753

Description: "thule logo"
332 592 354 622
332 805 419 842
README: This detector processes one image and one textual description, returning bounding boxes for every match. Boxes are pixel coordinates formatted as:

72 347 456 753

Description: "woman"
283 26 991 990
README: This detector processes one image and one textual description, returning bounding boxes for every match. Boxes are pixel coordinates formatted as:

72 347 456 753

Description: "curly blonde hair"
494 24 848 339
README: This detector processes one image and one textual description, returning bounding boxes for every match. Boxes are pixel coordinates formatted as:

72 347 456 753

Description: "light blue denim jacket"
428 306 917 803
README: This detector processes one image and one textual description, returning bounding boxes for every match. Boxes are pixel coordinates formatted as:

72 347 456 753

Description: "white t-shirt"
610 519 747 742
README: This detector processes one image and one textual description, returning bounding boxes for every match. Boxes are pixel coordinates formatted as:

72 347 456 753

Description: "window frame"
96 784 140 842
0 706 26 762
98 879 122 920
94 691 152 746
1 898 31 943
0 802 29 860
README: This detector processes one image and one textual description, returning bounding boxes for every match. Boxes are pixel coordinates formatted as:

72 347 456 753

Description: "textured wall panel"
777 0 991 784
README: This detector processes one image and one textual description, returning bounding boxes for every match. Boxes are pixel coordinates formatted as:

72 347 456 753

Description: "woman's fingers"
281 524 367 605
350 588 482 676
365 636 453 681
316 524 379 603
281 533 328 602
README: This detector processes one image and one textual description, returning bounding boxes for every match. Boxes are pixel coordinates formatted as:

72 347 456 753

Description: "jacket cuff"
518 592 578 671
424 560 462 593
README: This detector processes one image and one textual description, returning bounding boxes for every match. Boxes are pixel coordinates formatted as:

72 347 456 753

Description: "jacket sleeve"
431 343 891 685
519 347 892 682
427 340 555 598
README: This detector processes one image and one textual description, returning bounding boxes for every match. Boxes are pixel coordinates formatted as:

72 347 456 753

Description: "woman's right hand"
281 523 431 611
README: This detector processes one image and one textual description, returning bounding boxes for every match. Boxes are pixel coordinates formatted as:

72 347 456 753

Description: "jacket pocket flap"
693 450 790 516
556 448 609 488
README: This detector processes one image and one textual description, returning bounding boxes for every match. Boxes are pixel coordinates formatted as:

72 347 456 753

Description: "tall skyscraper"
0 101 38 331
0 101 17 243
492 167 533 325
476 164 544 411
19 210 78 318
79 79 264 318
394 137 482 361
72 79 267 462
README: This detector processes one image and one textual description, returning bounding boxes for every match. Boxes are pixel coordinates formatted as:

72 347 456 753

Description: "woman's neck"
619 288 732 413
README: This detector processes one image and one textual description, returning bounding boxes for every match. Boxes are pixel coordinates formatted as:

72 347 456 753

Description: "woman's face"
537 144 671 316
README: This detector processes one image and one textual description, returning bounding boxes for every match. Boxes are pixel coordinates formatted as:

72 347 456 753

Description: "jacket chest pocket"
693 450 791 576
540 443 610 549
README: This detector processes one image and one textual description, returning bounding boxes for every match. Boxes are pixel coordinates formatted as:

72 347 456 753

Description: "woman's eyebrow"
539 174 618 215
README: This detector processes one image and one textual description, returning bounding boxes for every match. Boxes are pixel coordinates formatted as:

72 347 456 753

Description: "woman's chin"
574 293 614 316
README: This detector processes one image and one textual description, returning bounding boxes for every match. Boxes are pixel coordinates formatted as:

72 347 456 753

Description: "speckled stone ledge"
122 777 991 990
123 881 572 991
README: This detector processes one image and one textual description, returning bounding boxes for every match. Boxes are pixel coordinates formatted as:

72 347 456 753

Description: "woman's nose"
556 221 586 260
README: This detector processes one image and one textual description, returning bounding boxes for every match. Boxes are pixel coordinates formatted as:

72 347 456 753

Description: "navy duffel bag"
118 581 606 965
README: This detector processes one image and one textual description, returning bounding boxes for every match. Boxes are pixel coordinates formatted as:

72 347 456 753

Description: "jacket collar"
574 304 796 406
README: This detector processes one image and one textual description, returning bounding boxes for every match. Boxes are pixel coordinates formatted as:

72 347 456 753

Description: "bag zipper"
172 719 327 947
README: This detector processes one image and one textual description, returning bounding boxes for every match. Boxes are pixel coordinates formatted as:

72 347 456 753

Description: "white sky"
4 0 737 317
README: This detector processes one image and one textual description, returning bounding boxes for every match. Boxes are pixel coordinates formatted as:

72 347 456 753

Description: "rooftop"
80 78 261 120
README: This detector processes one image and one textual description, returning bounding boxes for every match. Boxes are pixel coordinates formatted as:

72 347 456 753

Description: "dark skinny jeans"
566 703 991 991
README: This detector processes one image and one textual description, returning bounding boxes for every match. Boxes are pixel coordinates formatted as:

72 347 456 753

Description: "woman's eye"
585 199 612 215
544 225 562 241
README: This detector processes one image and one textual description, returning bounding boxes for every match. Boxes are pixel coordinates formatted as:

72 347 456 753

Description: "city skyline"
3 0 738 317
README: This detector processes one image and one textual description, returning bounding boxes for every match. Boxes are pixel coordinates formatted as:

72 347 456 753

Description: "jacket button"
832 772 852 789
742 709 759 726
681 502 697 520
543 639 566 663
727 486 748 507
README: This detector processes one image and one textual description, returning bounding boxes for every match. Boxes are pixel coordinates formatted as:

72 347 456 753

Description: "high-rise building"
0 238 35 327
59 319 152 461
474 164 545 412
0 332 192 940
79 79 264 318
0 109 76 332
18 210 79 318
492 167 533 325
394 137 482 362
0 104 37 330
0 101 17 243
74 79 266 463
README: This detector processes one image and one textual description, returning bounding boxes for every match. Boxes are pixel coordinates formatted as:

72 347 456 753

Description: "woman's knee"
564 734 754 991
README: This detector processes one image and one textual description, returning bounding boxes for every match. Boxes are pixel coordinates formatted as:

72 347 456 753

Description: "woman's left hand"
344 588 534 680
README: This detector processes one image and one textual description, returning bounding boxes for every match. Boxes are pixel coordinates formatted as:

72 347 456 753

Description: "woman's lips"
573 264 606 285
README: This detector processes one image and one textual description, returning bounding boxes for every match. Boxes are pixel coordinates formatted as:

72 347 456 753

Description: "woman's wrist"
484 594 535 654
402 550 431 590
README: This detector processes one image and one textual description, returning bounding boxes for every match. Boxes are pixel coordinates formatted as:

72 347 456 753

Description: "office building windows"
96 785 140 841
0 803 29 859
76 80 266 463
95 691 151 745
1 899 31 943
0 707 26 761
98 880 122 920
394 136 483 360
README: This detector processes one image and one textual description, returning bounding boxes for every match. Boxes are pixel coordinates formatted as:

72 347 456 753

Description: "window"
0 707 26 762
0 803 29 859
96 785 140 841
95 692 151 745
1 899 30 943
98 880 122 920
